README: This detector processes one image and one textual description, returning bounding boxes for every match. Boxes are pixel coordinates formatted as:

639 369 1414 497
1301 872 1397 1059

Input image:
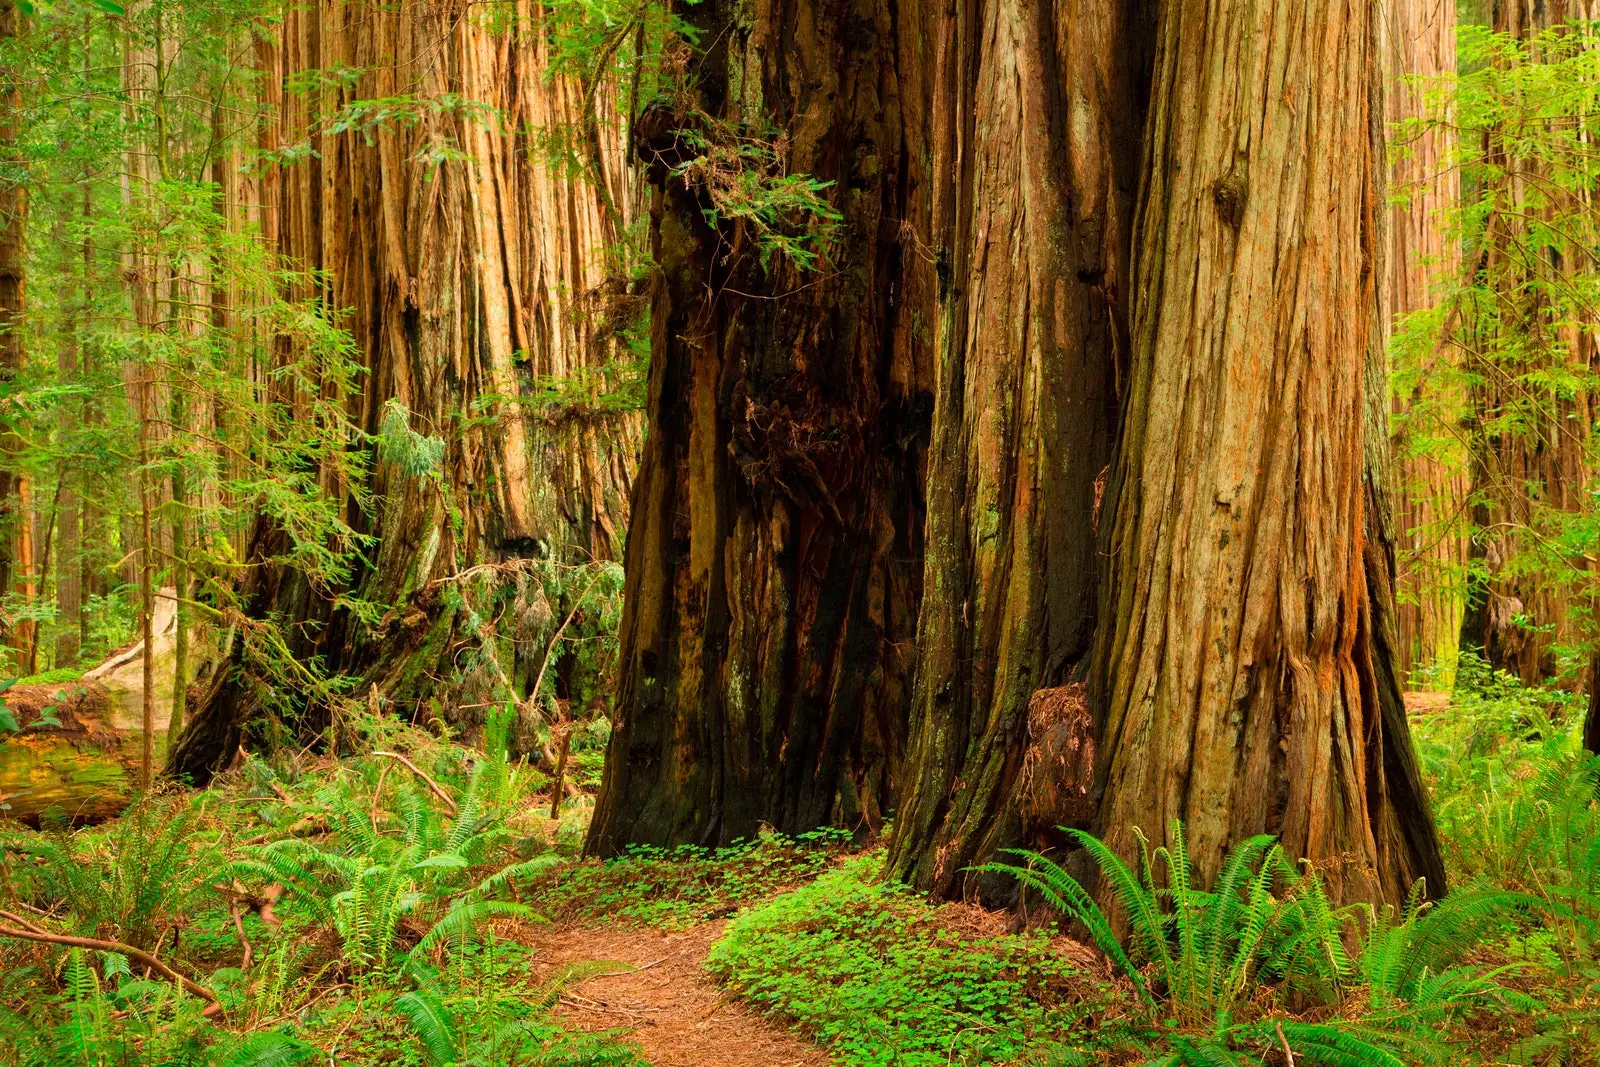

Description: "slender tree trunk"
0 0 26 665
1090 0 1444 908
168 464 186 736
13 476 33 673
884 0 1154 896
1384 0 1466 684
76 163 94 655
138 371 155 788
54 212 82 668
586 0 926 853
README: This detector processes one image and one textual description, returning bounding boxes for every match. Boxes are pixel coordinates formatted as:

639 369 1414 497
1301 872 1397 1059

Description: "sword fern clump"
218 761 543 976
975 820 1531 1067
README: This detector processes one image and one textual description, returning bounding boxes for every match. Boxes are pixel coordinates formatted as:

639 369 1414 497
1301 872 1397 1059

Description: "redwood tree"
0 0 24 661
1385 0 1467 683
1456 1 1598 684
169 0 642 778
1090 0 1445 906
885 0 1153 895
584 0 928 852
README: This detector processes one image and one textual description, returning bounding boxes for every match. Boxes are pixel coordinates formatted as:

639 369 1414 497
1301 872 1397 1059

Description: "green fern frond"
1263 1020 1416 1067
971 853 1150 1002
471 854 562 899
1069 827 1174 981
396 986 459 1067
221 1031 321 1067
407 900 537 963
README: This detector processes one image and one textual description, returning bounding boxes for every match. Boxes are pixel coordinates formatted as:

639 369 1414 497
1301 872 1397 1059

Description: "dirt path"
524 920 832 1067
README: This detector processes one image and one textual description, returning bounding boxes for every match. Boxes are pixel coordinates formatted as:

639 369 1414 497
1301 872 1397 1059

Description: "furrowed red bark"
585 0 928 852
169 0 642 779
884 0 1153 896
1091 0 1445 908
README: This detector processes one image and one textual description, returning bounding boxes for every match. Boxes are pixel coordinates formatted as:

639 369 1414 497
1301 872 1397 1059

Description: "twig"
1275 1020 1296 1067
0 921 217 1003
371 761 392 827
549 724 572 820
526 569 605 802
240 815 328 847
370 752 457 816
529 570 605 718
0 909 48 935
229 900 253 971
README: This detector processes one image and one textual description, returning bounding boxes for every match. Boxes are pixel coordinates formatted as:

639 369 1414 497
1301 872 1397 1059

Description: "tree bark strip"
886 0 1153 896
1091 0 1445 907
587 0 928 852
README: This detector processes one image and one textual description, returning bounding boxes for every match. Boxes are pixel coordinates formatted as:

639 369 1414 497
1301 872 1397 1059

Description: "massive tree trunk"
1090 0 1445 907
884 0 1153 896
585 0 927 852
169 0 642 779
1384 0 1466 684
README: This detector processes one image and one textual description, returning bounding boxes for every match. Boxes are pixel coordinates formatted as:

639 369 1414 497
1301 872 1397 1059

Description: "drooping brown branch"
0 916 217 1003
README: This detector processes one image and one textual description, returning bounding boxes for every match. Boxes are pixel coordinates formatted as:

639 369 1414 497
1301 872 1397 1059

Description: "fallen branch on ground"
0 915 217 1004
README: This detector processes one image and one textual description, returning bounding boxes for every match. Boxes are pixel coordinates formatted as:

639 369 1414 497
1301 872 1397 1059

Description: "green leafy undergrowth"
298 936 648 1067
706 854 1130 1066
0 738 643 1066
526 827 853 928
980 820 1548 1067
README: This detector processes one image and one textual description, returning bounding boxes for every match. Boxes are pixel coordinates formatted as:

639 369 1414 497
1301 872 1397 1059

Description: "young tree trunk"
0 0 25 663
53 213 82 668
169 0 643 780
13 476 33 672
585 0 927 853
884 0 1153 896
1090 0 1444 907
1384 0 1466 684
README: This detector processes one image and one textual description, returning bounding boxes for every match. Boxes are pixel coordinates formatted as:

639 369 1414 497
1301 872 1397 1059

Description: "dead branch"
0 917 217 1004
370 751 457 816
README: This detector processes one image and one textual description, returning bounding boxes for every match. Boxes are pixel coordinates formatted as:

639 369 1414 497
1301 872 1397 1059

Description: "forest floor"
523 920 833 1066
4 666 1599 1066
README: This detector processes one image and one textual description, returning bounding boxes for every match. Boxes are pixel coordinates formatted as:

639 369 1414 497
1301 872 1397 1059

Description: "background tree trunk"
1384 0 1466 685
1091 0 1444 908
0 0 25 664
1458 1 1598 685
585 0 927 852
53 209 82 668
169 0 642 779
884 0 1153 897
